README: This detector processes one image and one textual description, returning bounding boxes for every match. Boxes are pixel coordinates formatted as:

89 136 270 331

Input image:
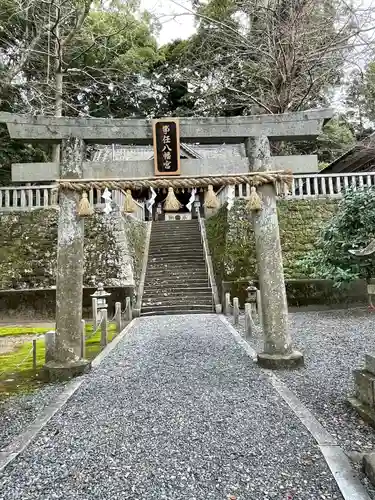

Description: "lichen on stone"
0 207 147 290
206 198 338 284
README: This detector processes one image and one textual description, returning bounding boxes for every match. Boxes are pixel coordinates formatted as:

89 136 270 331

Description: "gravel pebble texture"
0 314 342 500
0 383 65 450
233 308 375 497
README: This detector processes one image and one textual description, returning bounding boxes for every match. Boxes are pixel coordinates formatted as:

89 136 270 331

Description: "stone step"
151 232 200 237
141 304 214 315
153 221 199 226
146 269 208 284
148 255 204 262
144 280 209 288
150 228 200 233
145 283 210 290
142 296 213 306
149 246 203 252
151 223 199 229
151 226 200 232
146 264 207 271
149 246 203 253
149 237 201 244
147 260 206 267
148 252 204 260
143 287 212 295
141 310 213 316
147 268 207 275
146 264 207 270
147 262 207 277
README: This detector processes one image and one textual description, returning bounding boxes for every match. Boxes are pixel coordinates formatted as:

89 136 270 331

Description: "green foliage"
65 8 161 117
0 0 160 119
282 118 356 164
316 118 355 163
298 187 375 286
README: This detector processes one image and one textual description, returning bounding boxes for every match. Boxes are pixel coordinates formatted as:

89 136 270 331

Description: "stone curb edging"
198 213 221 313
134 221 152 316
219 315 372 500
0 319 137 473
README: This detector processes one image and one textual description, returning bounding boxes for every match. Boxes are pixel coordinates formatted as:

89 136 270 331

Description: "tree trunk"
51 3 62 164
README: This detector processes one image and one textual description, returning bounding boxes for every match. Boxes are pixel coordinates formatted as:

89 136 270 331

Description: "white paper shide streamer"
146 187 157 214
102 188 112 214
186 188 196 212
227 185 235 211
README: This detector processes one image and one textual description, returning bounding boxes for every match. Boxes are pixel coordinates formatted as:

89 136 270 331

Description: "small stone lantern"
91 283 111 311
246 280 257 304
246 280 258 318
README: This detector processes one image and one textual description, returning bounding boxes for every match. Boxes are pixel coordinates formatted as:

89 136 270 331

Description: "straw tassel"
78 192 93 217
164 187 182 212
204 185 219 209
123 189 136 213
246 186 262 212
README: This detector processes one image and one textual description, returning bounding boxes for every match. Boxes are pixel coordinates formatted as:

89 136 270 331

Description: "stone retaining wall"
0 207 146 315
206 198 348 305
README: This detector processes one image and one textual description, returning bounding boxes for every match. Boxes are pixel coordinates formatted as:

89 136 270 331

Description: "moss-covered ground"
0 323 119 398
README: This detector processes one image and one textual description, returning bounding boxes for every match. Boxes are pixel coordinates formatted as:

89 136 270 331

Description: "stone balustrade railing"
2 172 375 219
0 184 145 221
217 171 375 206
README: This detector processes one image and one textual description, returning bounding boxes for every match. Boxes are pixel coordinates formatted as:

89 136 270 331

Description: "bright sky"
140 0 196 45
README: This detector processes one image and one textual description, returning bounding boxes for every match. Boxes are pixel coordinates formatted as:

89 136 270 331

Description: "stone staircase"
141 220 214 316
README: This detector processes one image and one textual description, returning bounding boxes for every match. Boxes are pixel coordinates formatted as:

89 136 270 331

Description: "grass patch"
0 323 117 338
0 327 52 337
0 322 119 398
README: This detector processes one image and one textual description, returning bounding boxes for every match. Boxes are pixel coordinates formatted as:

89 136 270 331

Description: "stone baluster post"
44 137 91 380
245 136 303 369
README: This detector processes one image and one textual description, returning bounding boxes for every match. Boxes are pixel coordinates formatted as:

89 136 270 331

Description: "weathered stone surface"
246 136 296 360
54 137 85 364
44 330 55 363
0 209 146 290
43 359 91 382
12 155 319 182
363 452 375 486
252 183 294 356
348 397 375 428
0 109 333 144
257 350 304 369
353 369 375 407
206 198 338 283
366 354 375 376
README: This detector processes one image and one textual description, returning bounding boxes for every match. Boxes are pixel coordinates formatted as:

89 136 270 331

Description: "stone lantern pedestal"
349 354 375 426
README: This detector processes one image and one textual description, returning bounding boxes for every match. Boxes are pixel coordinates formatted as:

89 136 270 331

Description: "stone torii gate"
0 110 332 379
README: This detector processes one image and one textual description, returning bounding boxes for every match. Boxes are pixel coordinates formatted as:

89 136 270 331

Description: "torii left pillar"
44 137 91 381
246 136 304 369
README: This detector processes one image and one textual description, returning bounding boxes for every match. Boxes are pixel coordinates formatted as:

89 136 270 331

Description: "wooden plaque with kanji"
152 118 181 176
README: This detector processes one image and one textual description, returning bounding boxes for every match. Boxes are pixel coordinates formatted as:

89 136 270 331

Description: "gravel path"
232 308 375 497
0 383 66 450
0 314 343 500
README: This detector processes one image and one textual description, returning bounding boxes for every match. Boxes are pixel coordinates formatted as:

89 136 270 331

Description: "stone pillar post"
246 136 303 369
44 137 91 380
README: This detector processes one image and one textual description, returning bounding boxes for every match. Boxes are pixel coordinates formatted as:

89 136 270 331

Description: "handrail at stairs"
133 221 152 317
197 212 222 313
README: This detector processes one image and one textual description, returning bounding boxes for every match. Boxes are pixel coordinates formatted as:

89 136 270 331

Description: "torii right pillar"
246 136 304 369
